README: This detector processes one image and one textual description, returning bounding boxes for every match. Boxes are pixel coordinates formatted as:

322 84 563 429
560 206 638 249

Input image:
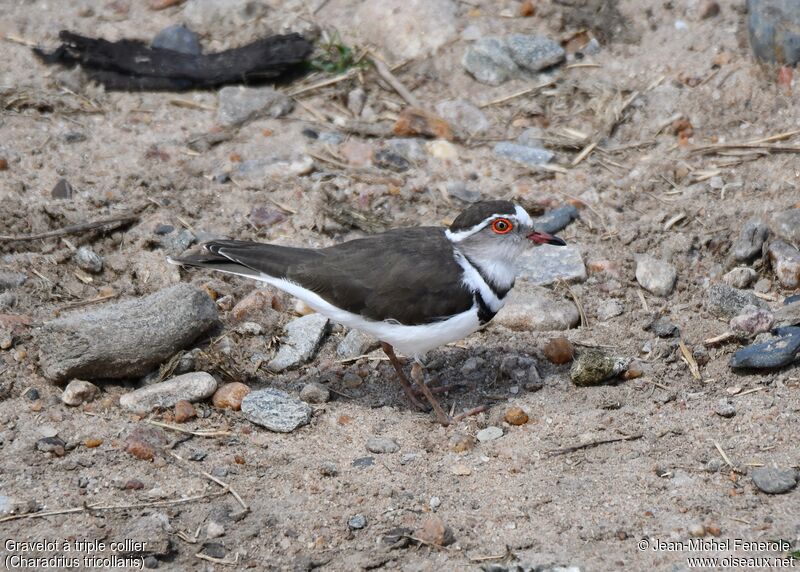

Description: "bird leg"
380 342 428 412
410 361 451 426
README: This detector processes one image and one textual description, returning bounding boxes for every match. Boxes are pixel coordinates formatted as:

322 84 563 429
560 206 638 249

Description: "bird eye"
491 218 513 234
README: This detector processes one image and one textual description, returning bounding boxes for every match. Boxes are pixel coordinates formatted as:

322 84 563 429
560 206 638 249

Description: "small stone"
84 438 103 448
506 34 565 71
449 432 475 452
494 141 553 167
597 299 624 321
231 289 278 325
754 278 772 293
211 382 250 410
429 496 441 509
495 285 580 331
374 149 410 172
476 426 503 442
217 86 293 127
543 337 574 364
426 140 458 161
206 521 225 539
414 515 452 546
339 140 374 167
61 380 99 406
722 267 757 289
445 180 481 203
74 246 103 274
348 514 367 530
646 316 678 338
241 388 312 433
347 87 366 116
51 178 74 199
732 220 770 262
319 462 338 477
635 255 677 296
124 426 169 461
299 382 330 404
533 205 579 234
504 407 529 425
434 99 491 137
520 0 536 17
37 436 66 456
174 400 196 423
699 0 720 18
772 208 800 244
0 271 26 291
393 107 452 140
688 523 706 538
152 24 201 55
730 305 774 336
570 349 629 386
352 456 374 468
124 479 145 490
714 399 736 418
462 37 519 85
366 436 400 454
452 463 471 475
120 372 217 414
234 321 264 336
751 466 798 494
729 327 800 369
518 244 586 285
336 329 379 359
766 240 800 288
267 314 329 372
707 284 769 319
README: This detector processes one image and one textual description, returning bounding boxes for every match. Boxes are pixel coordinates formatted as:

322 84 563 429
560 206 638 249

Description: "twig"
56 293 118 312
195 552 240 566
0 210 143 242
559 279 587 328
286 69 358 97
733 387 765 398
712 440 735 469
703 331 736 346
547 433 642 456
478 81 555 108
166 450 249 513
145 419 232 438
369 53 420 107
335 354 388 364
679 339 701 380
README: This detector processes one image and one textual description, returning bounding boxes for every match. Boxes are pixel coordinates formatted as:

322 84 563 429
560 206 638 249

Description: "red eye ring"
491 218 513 234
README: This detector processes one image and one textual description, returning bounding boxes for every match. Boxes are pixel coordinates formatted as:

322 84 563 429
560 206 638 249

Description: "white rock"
120 372 217 414
61 379 100 406
635 255 677 296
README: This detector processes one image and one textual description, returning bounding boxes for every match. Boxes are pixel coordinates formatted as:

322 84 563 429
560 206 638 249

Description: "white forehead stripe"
445 205 531 243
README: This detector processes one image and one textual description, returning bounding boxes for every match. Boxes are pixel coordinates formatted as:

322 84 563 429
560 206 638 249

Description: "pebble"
722 267 757 289
206 521 225 539
339 140 374 167
518 245 586 286
151 24 202 55
751 466 798 494
493 141 553 167
461 37 519 85
434 99 491 136
426 140 458 161
732 220 770 262
688 523 706 538
766 240 800 288
476 426 504 442
449 432 475 452
730 327 800 369
119 372 218 415
117 512 171 556
51 178 74 199
495 286 580 331
348 514 367 530
234 321 263 336
267 314 329 372
0 270 27 291
394 107 453 140
211 382 250 410
319 461 338 477
231 288 276 323
506 34 565 71
543 337 574 364
646 316 678 338
429 496 441 510
699 0 720 18
570 349 629 386
73 246 103 274
37 436 66 456
336 329 380 359
299 382 330 404
706 284 768 319
174 400 196 423
414 515 451 546
504 407 529 425
373 149 410 172
347 87 366 116
635 255 677 296
241 388 312 433
61 379 99 406
532 205 579 234
729 305 774 336
366 435 400 454
352 456 374 468
772 208 800 244
217 86 293 127
714 398 736 418
0 292 16 310
596 300 624 321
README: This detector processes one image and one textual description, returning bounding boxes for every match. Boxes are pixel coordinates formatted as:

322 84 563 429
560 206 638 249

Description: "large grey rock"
493 141 553 167
751 466 798 494
506 34 565 72
434 99 491 137
352 0 457 60
120 372 217 414
772 208 800 244
217 86 293 127
706 283 768 319
0 270 26 291
732 219 769 262
36 284 218 382
336 329 380 359
152 24 202 55
518 245 586 285
241 388 312 433
495 286 580 331
635 255 677 296
462 37 519 86
766 240 800 288
268 313 329 372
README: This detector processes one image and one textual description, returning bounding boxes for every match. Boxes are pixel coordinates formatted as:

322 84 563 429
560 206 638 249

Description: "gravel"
731 219 769 262
434 99 491 136
241 388 313 433
299 381 330 404
729 305 774 336
765 240 800 288
217 86 294 127
714 398 736 418
336 329 379 359
772 208 800 243
495 286 580 331
119 372 218 414
706 283 769 319
461 37 519 85
476 426 503 442
506 34 565 71
268 314 330 372
366 436 400 454
493 141 554 167
74 246 103 274
533 205 579 234
635 255 677 296
596 300 624 321
61 379 100 406
0 270 26 291
722 267 757 289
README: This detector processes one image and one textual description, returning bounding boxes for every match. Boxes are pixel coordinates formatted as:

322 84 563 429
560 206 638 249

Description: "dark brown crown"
449 200 517 232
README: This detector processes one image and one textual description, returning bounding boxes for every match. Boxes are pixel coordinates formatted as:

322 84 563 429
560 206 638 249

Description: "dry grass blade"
286 69 358 97
195 552 240 566
478 80 555 108
369 52 420 107
166 450 249 513
678 339 701 380
145 419 232 438
0 208 146 242
547 433 642 456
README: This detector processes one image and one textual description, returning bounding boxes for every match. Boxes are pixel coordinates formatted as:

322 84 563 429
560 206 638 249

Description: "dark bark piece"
34 31 313 91
36 283 218 383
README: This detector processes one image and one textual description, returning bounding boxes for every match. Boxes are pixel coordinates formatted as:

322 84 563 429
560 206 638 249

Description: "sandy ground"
0 0 799 570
